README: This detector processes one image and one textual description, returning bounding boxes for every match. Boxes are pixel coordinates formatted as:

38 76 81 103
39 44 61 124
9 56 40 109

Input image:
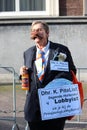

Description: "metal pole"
0 66 19 130
12 67 19 130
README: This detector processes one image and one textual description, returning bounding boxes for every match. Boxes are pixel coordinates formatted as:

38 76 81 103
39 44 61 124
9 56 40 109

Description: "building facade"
0 0 87 74
59 0 83 16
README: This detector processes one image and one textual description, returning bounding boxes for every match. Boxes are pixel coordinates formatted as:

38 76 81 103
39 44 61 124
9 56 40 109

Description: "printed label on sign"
50 60 69 71
38 84 81 120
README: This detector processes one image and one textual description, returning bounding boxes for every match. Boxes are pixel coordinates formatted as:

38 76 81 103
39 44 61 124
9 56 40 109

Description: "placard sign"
38 84 81 120
50 60 69 72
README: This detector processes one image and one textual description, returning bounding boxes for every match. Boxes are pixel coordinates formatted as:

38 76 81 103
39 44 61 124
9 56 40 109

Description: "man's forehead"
32 23 43 29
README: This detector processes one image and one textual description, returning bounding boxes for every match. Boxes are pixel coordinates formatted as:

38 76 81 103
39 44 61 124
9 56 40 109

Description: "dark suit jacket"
23 41 76 122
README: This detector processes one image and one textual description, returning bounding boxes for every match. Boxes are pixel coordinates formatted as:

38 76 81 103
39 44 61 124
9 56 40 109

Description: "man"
20 20 76 130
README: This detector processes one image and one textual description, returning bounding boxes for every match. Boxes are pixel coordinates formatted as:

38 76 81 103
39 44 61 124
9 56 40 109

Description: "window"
83 0 87 16
20 0 45 11
0 0 59 17
0 0 15 11
0 0 45 12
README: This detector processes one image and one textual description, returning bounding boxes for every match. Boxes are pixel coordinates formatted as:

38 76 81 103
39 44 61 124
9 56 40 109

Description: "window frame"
83 0 87 16
0 0 59 18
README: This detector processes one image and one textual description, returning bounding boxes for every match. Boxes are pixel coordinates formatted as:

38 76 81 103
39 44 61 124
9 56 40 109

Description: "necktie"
37 50 46 82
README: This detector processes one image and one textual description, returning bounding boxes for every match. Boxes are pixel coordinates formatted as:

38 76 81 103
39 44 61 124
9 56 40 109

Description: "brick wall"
59 0 83 16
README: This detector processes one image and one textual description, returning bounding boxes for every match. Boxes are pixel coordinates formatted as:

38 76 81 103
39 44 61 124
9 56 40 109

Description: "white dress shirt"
36 41 50 66
35 41 50 73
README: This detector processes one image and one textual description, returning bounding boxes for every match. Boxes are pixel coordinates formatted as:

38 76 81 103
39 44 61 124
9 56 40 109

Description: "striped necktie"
37 50 46 82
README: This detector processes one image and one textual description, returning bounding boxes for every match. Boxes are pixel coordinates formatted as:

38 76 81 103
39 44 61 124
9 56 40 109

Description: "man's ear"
46 31 49 37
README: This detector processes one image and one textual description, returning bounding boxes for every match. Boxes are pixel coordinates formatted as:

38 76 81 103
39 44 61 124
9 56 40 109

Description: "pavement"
0 115 87 130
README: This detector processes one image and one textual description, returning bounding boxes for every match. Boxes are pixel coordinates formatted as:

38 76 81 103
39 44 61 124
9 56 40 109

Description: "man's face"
31 23 49 48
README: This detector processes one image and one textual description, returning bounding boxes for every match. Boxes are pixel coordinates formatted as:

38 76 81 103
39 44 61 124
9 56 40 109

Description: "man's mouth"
30 32 43 40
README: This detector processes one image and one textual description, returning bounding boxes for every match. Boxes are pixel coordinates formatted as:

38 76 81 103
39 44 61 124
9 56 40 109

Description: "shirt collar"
37 41 50 54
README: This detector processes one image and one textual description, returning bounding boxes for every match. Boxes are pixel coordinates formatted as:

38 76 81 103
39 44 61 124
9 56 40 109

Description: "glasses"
31 28 44 32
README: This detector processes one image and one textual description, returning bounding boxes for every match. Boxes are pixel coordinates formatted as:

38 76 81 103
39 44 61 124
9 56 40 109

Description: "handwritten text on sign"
38 84 81 120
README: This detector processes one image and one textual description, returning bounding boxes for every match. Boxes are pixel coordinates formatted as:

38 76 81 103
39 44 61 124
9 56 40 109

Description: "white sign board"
50 60 69 71
38 84 81 120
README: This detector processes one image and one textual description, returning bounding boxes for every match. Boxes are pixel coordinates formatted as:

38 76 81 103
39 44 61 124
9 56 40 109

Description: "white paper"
50 60 69 71
38 84 81 120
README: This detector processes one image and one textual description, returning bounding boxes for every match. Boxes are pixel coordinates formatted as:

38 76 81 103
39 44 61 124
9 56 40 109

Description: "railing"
67 68 87 124
0 66 19 130
0 66 87 129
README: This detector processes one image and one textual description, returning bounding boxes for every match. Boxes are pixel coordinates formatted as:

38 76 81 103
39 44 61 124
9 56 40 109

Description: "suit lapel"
42 42 57 82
